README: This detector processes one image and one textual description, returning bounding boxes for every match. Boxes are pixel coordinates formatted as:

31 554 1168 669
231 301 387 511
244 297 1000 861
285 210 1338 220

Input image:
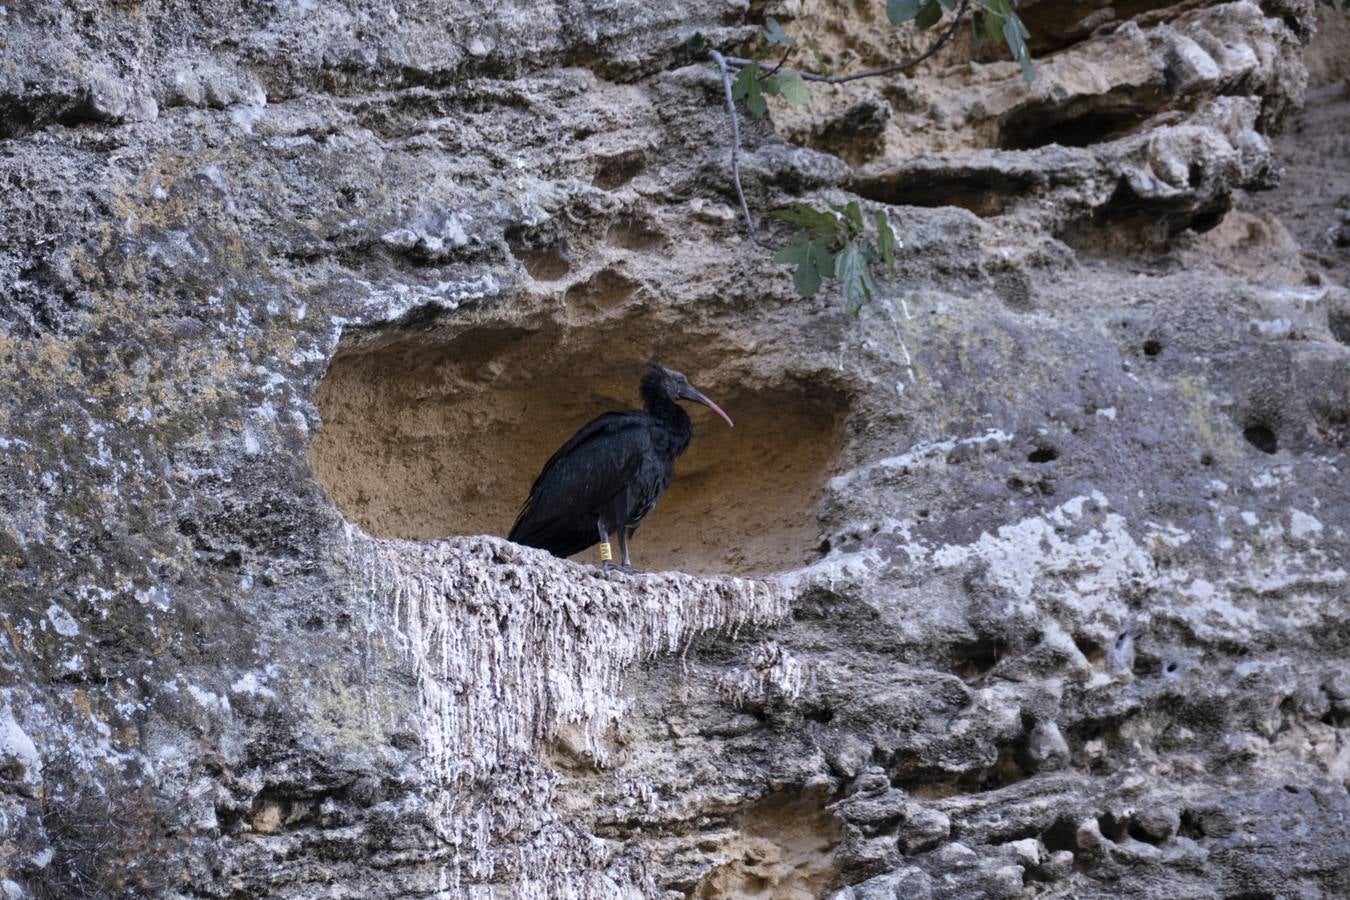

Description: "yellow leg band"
599 541 613 562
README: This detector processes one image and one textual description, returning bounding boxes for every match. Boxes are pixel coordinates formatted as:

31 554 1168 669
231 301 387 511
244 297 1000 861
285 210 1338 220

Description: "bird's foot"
602 562 640 574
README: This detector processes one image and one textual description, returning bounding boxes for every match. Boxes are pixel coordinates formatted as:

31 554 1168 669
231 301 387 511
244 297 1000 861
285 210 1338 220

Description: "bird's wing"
508 412 650 549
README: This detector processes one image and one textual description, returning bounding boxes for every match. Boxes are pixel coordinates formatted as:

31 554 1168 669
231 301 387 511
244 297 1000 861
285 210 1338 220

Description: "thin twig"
708 2 970 241
763 43 792 78
726 0 971 84
708 48 759 244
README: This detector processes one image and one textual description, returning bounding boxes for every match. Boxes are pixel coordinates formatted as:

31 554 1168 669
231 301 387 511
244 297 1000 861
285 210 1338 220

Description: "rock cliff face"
1 1 1347 897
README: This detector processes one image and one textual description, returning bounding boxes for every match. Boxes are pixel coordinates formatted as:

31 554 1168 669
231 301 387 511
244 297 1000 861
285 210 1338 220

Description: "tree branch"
726 0 970 85
707 1 971 241
708 49 759 244
763 43 792 78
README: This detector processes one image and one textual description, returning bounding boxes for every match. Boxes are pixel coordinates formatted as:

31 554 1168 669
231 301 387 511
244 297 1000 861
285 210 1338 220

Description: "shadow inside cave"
311 314 848 576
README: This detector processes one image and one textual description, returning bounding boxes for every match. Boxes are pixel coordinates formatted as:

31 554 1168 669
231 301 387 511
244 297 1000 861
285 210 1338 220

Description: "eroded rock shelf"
0 1 1347 898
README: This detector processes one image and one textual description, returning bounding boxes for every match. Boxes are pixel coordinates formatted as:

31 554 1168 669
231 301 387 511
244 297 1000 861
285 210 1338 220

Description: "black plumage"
508 362 733 570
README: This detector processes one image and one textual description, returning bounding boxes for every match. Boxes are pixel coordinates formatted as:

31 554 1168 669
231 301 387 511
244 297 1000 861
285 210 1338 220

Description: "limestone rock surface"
0 0 1347 898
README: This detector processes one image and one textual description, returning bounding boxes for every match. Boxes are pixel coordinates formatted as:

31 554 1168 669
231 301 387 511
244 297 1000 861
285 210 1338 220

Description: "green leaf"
971 11 985 49
774 238 827 297
748 89 767 117
875 210 897 278
915 0 943 30
886 0 923 24
772 71 811 106
828 203 861 237
1004 20 1025 60
807 240 835 282
685 33 710 56
1019 48 1036 83
772 241 803 266
835 241 878 317
1002 11 1035 84
772 203 841 238
733 64 768 117
732 64 751 100
976 0 1035 83
981 0 1011 41
843 200 866 233
984 6 1005 44
763 16 795 47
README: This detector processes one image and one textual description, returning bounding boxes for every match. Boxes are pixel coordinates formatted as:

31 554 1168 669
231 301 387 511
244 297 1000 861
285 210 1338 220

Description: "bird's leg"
597 519 618 570
599 494 635 573
617 527 638 573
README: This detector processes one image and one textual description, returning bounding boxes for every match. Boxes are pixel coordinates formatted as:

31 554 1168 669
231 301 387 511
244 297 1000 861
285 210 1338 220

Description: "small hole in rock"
1042 818 1079 853
606 218 665 251
687 789 843 899
1199 452 1214 467
514 245 571 281
1329 310 1350 346
1242 423 1278 454
563 268 638 312
1027 447 1058 464
992 270 1034 311
593 151 646 191
999 103 1150 151
957 743 1030 793
1131 649 1158 679
1142 339 1162 357
952 637 1001 679
804 706 835 724
850 169 1031 217
1127 821 1165 846
1074 635 1105 667
806 98 890 167
1097 812 1129 843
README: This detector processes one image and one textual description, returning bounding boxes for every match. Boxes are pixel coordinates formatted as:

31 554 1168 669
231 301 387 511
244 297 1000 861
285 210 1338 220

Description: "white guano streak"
350 529 791 880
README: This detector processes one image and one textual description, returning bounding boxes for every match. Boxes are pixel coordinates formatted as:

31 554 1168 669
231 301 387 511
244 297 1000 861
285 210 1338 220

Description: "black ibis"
507 362 734 571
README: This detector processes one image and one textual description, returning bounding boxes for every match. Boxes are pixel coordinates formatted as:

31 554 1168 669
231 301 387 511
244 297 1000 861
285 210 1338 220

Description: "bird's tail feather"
508 513 596 559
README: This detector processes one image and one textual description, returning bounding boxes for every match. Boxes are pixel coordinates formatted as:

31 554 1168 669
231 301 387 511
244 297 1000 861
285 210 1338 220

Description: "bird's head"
642 361 734 427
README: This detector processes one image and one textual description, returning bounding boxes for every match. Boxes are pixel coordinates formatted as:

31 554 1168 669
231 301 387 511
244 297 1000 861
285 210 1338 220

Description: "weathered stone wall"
0 1 1346 897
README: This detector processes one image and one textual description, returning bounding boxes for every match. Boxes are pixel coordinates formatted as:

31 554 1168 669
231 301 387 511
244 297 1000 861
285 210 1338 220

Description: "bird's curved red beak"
681 386 734 428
